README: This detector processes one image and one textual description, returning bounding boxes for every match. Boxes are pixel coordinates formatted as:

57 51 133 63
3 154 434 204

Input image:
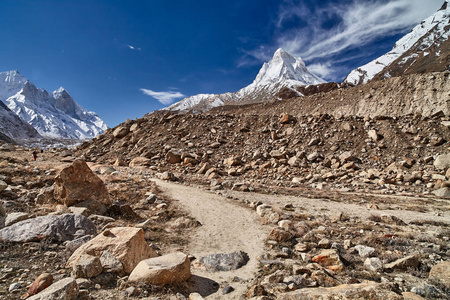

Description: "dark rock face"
199 251 250 272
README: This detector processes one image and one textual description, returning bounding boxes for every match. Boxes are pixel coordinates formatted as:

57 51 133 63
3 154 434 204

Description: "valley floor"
0 146 449 299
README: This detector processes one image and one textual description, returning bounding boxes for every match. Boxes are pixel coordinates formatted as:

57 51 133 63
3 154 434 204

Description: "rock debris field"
1 77 450 299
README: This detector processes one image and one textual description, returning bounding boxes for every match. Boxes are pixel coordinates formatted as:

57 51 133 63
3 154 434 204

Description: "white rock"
367 130 379 141
354 245 375 258
364 257 383 272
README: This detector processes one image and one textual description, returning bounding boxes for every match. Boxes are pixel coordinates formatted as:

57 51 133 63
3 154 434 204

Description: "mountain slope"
0 70 108 140
166 48 325 112
0 99 41 141
345 1 450 85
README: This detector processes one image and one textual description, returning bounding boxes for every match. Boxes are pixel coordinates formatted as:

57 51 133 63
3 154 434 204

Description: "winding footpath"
152 179 269 299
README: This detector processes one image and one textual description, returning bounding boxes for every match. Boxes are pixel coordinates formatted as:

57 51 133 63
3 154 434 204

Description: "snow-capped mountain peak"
252 48 323 87
344 1 450 85
166 48 325 112
0 70 108 140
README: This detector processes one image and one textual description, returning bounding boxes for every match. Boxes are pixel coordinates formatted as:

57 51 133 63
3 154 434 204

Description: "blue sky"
0 0 444 127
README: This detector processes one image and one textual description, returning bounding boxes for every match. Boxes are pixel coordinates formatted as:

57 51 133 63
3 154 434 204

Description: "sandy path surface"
226 190 450 224
152 179 269 299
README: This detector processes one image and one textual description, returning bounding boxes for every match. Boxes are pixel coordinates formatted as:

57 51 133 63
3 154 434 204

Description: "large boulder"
128 252 191 285
66 227 157 274
277 282 402 300
27 278 78 300
166 151 182 164
53 160 110 208
0 180 7 192
0 214 96 242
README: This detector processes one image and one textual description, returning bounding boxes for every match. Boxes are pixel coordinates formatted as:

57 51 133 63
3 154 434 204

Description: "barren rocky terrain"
0 72 449 299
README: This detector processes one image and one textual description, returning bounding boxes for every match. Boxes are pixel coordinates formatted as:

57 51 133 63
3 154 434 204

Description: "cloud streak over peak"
140 89 185 105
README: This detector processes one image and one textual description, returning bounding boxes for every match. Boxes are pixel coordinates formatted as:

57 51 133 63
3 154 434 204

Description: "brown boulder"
280 114 295 124
53 160 110 208
66 227 157 274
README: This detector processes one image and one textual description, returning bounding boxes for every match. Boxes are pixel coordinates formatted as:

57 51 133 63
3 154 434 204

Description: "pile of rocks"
75 109 450 199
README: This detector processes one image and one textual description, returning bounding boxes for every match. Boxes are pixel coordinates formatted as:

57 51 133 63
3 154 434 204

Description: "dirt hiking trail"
153 179 269 299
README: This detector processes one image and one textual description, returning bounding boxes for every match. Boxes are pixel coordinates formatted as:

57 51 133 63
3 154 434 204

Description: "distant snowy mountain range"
166 48 325 112
0 70 107 140
345 1 450 85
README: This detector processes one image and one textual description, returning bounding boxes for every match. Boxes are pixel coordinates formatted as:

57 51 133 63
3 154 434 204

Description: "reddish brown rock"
53 160 110 207
280 114 295 124
23 273 53 298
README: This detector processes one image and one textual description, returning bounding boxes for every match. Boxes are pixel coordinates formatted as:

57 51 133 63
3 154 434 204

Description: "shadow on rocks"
185 275 220 298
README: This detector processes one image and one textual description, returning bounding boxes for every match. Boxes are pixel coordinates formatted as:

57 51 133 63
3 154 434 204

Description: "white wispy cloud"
140 89 185 105
127 44 142 51
278 0 442 61
241 0 443 79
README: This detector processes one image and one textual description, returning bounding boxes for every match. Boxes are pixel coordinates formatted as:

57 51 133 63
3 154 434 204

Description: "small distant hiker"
32 150 38 161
